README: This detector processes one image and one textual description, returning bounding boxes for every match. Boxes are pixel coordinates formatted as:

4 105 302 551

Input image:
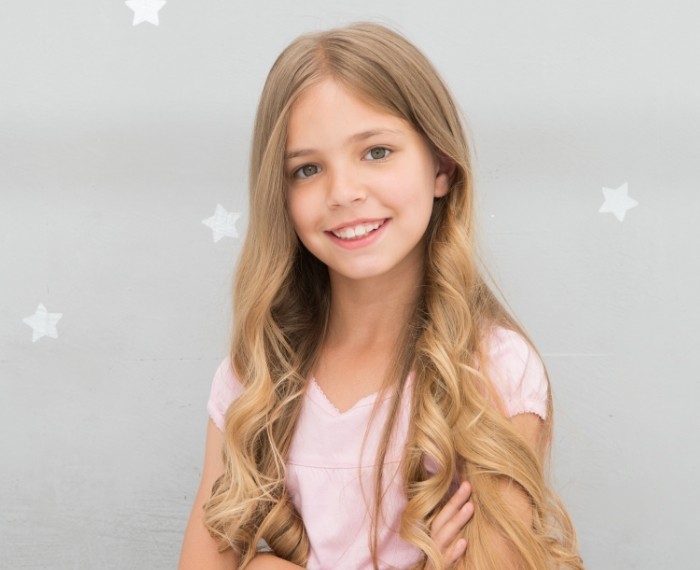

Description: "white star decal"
22 303 63 343
125 0 166 26
599 182 639 222
202 205 241 243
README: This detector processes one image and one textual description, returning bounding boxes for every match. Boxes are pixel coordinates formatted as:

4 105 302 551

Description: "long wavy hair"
203 22 583 569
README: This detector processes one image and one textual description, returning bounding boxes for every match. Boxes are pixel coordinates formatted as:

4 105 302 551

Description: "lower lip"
326 219 390 250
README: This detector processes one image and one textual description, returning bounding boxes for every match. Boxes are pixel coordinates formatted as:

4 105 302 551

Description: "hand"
427 481 473 569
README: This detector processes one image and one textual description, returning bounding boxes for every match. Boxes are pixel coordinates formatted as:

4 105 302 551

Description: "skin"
285 78 450 409
427 481 474 568
245 483 474 570
179 78 545 568
179 80 471 569
489 412 546 567
285 79 449 290
178 421 474 570
178 420 237 570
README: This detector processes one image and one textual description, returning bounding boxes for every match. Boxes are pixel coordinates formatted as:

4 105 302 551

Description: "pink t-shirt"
207 327 548 570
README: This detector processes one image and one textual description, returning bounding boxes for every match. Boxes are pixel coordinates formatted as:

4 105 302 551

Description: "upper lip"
327 218 387 232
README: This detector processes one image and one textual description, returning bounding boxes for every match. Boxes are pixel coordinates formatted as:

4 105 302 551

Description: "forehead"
286 79 406 144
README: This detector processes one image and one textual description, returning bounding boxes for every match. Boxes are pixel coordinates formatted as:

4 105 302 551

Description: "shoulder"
480 326 549 420
206 356 245 432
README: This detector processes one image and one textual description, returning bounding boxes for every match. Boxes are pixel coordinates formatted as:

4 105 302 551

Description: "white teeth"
332 221 383 240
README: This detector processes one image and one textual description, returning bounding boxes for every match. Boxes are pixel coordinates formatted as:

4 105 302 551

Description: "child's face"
285 79 449 287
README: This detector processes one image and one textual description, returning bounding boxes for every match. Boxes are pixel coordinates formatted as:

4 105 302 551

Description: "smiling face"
285 79 449 289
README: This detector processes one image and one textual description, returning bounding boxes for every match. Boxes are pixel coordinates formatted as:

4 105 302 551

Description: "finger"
432 501 474 548
426 536 469 570
445 537 468 566
432 498 473 549
430 481 472 532
431 485 473 543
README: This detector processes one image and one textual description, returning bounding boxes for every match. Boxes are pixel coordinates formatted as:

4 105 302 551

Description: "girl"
179 22 583 570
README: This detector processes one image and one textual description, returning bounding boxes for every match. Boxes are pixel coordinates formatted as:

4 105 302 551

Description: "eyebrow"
284 128 403 160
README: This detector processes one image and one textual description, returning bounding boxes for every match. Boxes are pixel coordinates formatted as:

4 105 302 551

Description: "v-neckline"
308 377 384 416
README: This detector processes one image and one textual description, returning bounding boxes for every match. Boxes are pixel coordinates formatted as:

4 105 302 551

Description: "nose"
326 165 366 207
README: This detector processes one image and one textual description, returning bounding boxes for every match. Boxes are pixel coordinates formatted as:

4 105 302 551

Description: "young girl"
179 22 583 570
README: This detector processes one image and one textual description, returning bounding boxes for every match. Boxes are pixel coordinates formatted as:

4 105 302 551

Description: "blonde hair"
203 22 583 569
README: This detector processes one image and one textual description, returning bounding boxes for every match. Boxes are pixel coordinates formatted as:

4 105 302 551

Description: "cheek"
287 193 312 233
404 173 438 211
286 191 302 224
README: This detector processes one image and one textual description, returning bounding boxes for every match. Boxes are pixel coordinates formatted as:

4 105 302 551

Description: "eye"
293 164 321 179
364 147 391 160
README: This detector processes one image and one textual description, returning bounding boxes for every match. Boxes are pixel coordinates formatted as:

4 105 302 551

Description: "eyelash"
364 146 391 161
293 164 320 179
291 146 392 180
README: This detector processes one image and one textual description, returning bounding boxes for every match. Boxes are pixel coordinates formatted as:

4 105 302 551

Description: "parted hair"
203 22 583 569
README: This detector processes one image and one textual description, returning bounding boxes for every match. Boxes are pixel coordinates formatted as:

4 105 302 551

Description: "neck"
324 264 423 351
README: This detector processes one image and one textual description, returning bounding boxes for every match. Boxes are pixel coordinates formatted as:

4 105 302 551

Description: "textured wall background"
1 1 698 568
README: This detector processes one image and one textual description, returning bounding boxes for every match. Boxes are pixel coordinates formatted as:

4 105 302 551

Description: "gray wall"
1 1 698 568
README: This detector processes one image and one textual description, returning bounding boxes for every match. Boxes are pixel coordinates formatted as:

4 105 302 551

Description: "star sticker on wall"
22 303 63 342
125 0 166 26
202 205 241 243
599 182 639 222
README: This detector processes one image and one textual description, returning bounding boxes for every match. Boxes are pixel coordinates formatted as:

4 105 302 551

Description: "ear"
434 155 455 198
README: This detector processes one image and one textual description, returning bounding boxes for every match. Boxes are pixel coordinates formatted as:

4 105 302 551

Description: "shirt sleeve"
206 356 245 431
483 327 549 420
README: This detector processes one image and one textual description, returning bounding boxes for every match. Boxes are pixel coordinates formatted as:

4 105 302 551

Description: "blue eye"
365 147 391 160
294 164 320 179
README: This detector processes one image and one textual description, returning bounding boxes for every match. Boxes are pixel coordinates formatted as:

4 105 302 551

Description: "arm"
178 419 238 570
245 485 474 570
245 486 474 570
470 329 552 567
246 555 304 569
178 421 298 570
503 411 546 525
479 412 546 568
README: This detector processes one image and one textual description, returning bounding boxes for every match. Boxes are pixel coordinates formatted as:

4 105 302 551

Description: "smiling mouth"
329 219 386 240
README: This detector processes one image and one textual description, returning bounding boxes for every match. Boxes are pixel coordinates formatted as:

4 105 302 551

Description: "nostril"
327 186 366 207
